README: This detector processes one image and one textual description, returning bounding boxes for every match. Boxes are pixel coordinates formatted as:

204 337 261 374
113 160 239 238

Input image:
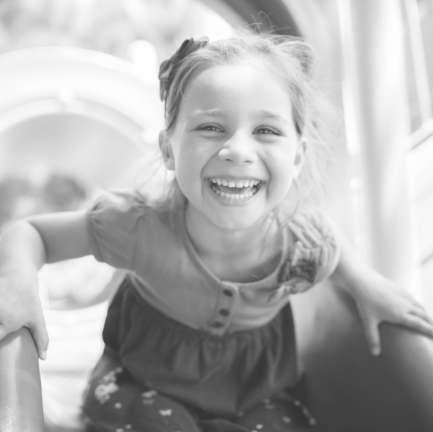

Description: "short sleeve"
278 209 341 291
303 210 341 283
86 190 147 270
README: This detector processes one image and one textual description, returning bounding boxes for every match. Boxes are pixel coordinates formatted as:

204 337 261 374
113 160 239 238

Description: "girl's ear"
159 131 175 171
293 137 307 178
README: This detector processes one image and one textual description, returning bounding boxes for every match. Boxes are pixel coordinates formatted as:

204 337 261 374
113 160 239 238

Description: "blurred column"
338 0 418 290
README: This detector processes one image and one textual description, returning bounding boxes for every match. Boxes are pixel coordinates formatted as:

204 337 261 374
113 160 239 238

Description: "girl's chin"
184 189 272 232
206 211 269 233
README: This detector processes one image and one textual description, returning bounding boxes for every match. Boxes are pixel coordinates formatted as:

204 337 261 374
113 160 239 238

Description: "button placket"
209 283 237 333
220 283 236 318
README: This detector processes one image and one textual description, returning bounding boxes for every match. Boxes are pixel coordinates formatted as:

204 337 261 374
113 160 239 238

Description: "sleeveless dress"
81 190 340 432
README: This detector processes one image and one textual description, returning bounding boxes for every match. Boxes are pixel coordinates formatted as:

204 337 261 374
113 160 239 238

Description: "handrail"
0 328 44 432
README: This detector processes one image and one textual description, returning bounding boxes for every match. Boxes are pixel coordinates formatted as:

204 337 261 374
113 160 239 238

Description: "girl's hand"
350 270 433 356
0 270 48 360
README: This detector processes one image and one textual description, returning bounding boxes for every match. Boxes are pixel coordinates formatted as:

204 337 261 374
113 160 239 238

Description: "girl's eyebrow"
255 110 292 125
186 109 223 121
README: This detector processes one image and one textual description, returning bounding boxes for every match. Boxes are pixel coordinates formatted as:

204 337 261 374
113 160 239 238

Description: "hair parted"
152 30 338 213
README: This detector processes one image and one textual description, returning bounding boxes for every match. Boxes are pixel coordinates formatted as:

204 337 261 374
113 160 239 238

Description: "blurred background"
0 0 432 430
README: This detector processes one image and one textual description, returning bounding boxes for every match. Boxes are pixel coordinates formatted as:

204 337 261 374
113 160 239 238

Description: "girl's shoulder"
91 189 149 212
90 189 177 220
89 188 186 236
289 208 337 246
86 189 182 270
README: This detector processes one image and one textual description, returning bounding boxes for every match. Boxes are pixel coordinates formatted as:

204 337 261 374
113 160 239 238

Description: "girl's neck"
184 206 283 283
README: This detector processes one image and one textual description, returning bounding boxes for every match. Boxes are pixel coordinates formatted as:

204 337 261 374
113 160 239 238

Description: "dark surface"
1 276 433 431
292 275 433 432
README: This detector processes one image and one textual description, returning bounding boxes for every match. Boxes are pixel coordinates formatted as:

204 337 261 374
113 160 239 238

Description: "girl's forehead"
182 62 291 107
193 60 283 89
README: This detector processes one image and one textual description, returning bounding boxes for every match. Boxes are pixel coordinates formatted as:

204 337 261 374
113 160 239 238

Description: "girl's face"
162 61 306 232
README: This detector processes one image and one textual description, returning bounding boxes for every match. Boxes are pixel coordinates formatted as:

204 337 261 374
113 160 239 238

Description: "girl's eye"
255 127 280 136
197 125 222 133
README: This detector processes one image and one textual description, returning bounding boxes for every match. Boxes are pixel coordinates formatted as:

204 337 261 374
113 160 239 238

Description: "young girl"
0 32 432 432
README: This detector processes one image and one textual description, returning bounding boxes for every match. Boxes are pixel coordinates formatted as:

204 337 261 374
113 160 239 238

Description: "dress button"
219 309 230 316
223 288 233 297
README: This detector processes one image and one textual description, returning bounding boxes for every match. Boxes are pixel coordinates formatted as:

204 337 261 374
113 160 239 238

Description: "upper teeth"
209 178 261 188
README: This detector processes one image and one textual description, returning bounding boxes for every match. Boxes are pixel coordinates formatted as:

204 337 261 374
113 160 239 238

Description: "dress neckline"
177 208 290 289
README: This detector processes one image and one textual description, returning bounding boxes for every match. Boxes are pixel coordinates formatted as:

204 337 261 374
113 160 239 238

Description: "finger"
410 305 433 325
28 316 49 360
402 315 433 338
363 319 382 356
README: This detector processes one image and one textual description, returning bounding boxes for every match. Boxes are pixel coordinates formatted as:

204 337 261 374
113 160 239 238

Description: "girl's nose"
217 133 258 164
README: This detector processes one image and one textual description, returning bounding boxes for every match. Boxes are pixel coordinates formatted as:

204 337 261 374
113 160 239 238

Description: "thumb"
362 316 382 356
28 314 49 361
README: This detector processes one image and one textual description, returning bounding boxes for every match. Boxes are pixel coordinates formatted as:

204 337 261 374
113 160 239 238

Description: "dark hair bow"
158 36 209 102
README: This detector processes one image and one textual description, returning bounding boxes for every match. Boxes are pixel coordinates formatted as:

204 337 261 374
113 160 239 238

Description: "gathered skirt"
82 276 316 431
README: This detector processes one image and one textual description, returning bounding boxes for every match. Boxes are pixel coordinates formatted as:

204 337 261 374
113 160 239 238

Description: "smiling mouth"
207 177 264 200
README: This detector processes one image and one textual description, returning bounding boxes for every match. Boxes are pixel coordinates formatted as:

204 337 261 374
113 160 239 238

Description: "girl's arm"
335 232 433 355
0 211 91 359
